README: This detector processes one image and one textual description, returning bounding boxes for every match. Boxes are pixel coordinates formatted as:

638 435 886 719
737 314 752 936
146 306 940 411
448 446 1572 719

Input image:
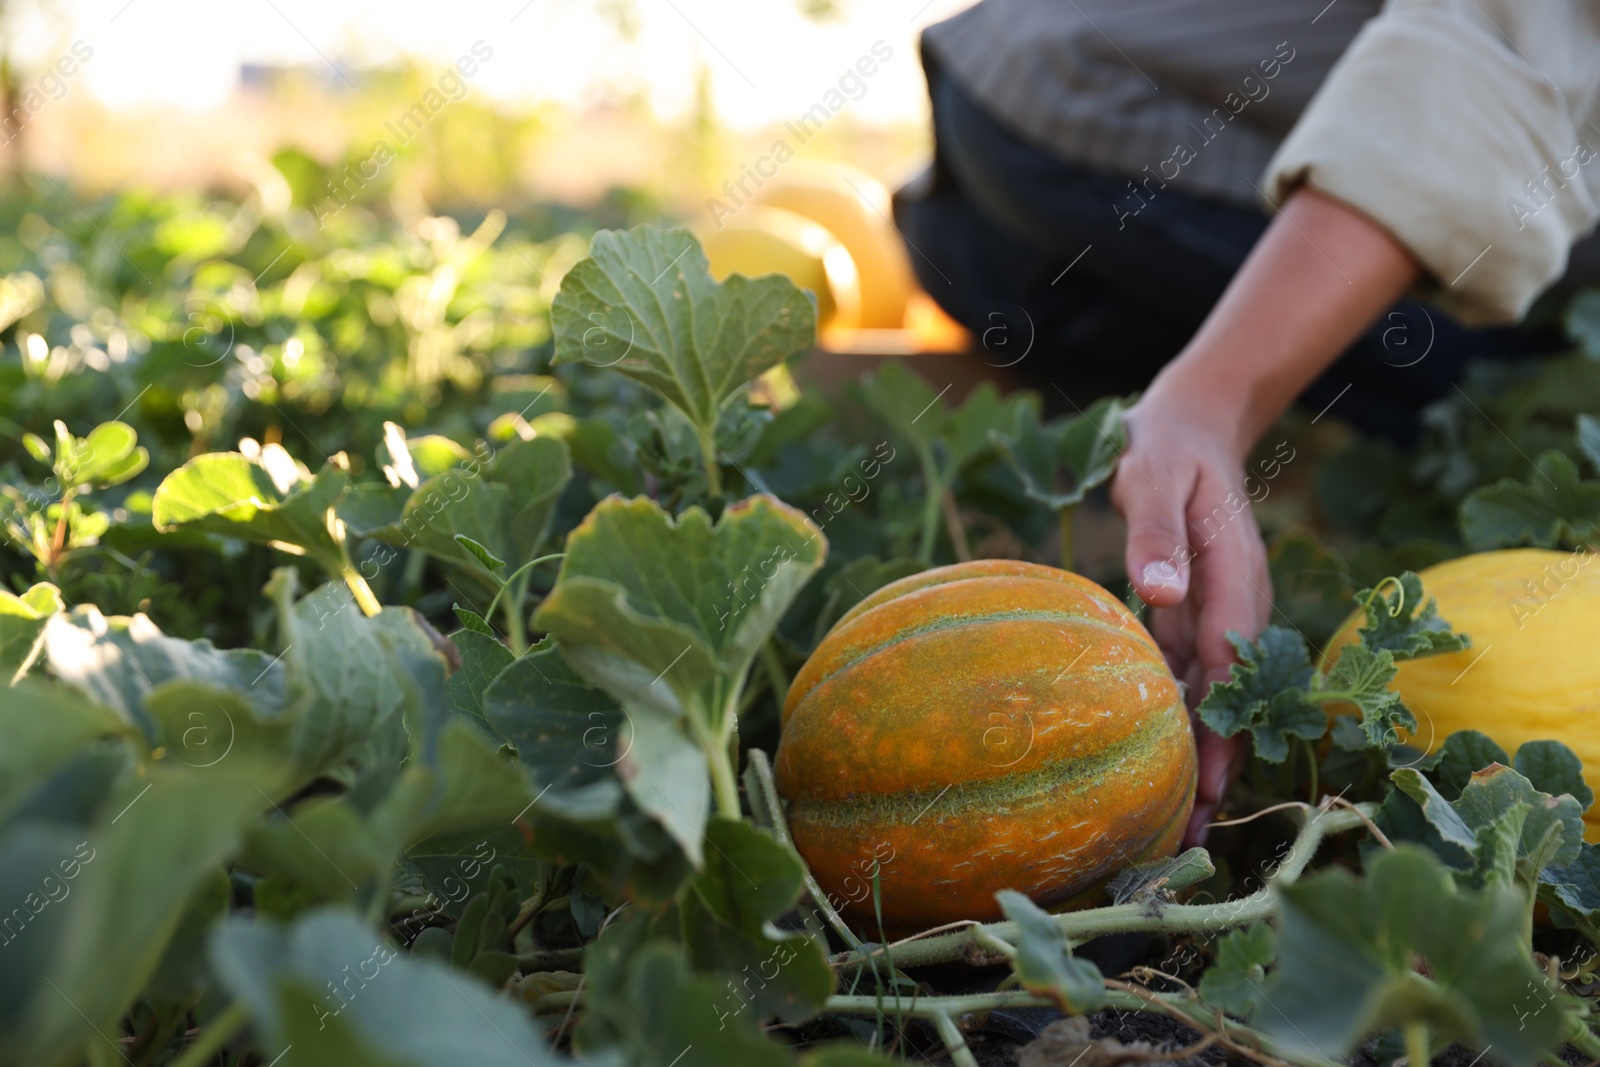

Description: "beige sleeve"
1261 0 1600 325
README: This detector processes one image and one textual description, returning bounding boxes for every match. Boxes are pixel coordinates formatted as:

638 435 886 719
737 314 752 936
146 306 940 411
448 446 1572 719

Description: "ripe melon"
774 559 1196 935
754 165 915 330
696 204 861 331
1324 548 1600 842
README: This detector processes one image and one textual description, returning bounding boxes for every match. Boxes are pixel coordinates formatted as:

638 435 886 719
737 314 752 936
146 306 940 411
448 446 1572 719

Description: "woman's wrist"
1139 355 1263 462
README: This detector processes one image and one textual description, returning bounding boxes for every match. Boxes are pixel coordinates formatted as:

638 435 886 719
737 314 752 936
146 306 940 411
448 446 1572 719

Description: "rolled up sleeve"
1262 0 1600 325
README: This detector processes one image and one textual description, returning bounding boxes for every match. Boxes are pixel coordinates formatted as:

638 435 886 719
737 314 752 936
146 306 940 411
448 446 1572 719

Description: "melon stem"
707 737 741 818
830 803 1372 972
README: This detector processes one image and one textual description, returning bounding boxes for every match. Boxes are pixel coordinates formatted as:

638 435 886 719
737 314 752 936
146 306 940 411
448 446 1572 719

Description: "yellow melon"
696 204 861 331
1325 548 1600 842
754 164 915 329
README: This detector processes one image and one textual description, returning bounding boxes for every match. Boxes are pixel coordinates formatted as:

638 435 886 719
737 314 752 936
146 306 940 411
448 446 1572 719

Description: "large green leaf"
551 226 814 439
1459 449 1600 548
256 572 459 795
210 908 566 1067
1392 764 1585 888
990 396 1127 511
679 818 833 1022
42 606 286 739
0 581 61 682
483 640 628 810
536 495 825 713
152 450 351 576
17 756 288 1062
0 679 129 820
1351 572 1470 660
1263 846 1576 1067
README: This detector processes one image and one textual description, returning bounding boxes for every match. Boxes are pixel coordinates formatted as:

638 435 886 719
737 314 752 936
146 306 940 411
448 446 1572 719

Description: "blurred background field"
1 0 945 219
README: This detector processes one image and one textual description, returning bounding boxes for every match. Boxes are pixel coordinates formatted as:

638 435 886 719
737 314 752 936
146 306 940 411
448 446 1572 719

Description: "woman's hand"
1112 391 1271 845
1109 186 1423 844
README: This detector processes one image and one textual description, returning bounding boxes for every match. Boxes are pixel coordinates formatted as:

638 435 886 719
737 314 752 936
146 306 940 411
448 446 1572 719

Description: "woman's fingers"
1187 480 1273 687
1184 726 1245 847
1112 452 1192 609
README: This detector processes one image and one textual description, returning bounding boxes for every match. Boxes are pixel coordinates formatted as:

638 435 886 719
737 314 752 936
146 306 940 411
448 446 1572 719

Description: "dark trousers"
893 63 1560 443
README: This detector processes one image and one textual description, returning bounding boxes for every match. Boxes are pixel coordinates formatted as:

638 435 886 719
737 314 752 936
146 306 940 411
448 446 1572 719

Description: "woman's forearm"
1147 186 1422 456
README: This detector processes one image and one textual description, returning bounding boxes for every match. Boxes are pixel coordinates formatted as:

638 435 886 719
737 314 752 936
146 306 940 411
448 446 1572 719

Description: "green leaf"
19 762 289 1062
245 796 387 906
620 712 712 866
1512 739 1594 811
210 908 564 1067
1352 572 1471 660
0 581 62 681
857 361 943 457
1432 730 1510 800
941 381 1031 475
624 942 793 1067
1107 847 1214 904
273 577 448 779
483 640 627 811
991 396 1127 511
42 606 286 739
1393 763 1585 887
454 605 494 635
1460 449 1600 548
69 421 149 488
1456 764 1584 876
447 629 514 725
551 226 815 440
1318 644 1412 749
1262 846 1577 1067
1542 841 1600 925
21 431 51 464
152 451 351 576
680 817 833 1022
453 534 505 575
568 416 646 496
0 679 128 821
998 889 1106 1012
395 720 533 844
368 436 570 581
1197 628 1324 762
1391 769 1480 861
376 422 472 488
534 494 825 719
1197 924 1275 1020
401 828 541 922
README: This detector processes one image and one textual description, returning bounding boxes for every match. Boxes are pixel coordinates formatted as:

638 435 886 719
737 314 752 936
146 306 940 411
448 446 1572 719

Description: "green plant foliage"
1200 572 1470 761
1197 923 1275 1020
4 180 1600 1067
210 908 564 1066
990 395 1127 511
1460 449 1600 548
997 890 1106 1012
1263 846 1580 1067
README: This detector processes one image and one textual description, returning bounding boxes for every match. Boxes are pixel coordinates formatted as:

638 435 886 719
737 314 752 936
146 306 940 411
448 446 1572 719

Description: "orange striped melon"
774 559 1196 934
